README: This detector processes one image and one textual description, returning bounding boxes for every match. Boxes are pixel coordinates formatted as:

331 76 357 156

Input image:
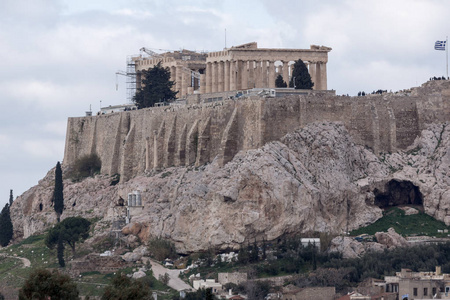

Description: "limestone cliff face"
10 122 450 253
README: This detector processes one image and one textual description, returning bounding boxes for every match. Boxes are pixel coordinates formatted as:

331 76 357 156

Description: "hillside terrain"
9 120 450 253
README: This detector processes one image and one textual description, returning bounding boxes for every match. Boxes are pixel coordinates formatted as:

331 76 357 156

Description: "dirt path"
15 256 31 268
0 254 31 268
149 259 192 291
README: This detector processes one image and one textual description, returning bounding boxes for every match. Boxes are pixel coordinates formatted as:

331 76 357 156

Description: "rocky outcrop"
329 228 408 258
122 246 148 262
375 228 408 248
399 207 419 215
10 121 450 253
328 236 386 259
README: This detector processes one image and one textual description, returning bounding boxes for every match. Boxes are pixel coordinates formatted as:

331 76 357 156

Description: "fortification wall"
64 81 450 181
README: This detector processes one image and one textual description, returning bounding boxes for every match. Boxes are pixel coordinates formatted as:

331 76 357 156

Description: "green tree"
9 189 13 206
147 237 177 261
249 240 259 263
133 62 178 108
45 217 90 257
57 233 65 268
262 238 267 260
0 203 13 247
102 272 152 300
275 74 287 87
18 268 79 300
70 153 102 181
244 281 271 300
53 161 64 221
237 244 249 265
184 288 217 300
158 273 170 285
289 59 314 90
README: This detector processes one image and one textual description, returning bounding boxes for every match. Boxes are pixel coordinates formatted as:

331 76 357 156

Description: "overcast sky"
1 0 449 208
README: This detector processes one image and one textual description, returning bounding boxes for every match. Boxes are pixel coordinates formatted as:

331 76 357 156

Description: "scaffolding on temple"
116 55 138 103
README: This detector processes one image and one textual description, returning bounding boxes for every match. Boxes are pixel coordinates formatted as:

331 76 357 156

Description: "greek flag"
435 40 446 51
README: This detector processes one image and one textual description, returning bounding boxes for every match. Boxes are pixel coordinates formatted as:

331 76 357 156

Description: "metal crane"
140 47 163 58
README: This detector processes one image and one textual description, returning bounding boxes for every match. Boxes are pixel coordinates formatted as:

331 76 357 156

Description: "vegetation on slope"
350 207 450 237
0 233 177 299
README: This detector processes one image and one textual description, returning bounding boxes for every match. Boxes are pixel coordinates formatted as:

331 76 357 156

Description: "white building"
193 279 222 293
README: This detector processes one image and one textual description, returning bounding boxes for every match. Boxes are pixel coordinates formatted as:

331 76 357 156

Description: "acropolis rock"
10 118 450 253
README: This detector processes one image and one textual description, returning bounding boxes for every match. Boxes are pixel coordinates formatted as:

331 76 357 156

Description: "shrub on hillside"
147 237 177 262
69 153 101 181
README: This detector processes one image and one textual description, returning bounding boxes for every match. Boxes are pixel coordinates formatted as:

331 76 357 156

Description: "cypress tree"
9 190 13 206
290 59 314 90
249 240 259 263
57 233 65 267
53 162 64 222
0 203 13 247
133 62 178 108
275 74 287 87
262 238 267 260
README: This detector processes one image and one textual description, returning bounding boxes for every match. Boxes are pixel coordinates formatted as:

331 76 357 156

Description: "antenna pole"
447 36 448 78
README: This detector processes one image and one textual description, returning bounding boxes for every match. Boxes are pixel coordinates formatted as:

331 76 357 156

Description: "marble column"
315 63 321 90
200 73 206 94
309 62 317 90
181 68 187 97
282 61 290 87
261 60 268 88
136 71 142 90
211 62 217 93
241 60 248 90
320 62 327 90
230 60 236 91
236 60 242 90
224 60 230 91
248 60 255 88
255 61 263 88
170 66 176 87
218 61 224 92
268 61 276 88
176 65 182 95
206 62 212 93
289 63 294 84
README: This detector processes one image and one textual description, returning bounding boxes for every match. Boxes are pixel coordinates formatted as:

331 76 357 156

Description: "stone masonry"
63 81 450 182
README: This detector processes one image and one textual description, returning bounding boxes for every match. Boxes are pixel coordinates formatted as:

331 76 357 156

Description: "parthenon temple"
133 42 332 98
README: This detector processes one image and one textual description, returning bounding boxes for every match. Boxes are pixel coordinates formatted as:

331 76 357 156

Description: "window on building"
413 288 418 296
433 287 437 296
424 287 428 296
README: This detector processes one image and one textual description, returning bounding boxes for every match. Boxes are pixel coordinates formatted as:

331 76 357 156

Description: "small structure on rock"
126 190 143 224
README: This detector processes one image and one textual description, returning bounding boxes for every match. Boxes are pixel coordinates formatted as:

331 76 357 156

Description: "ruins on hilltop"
133 42 332 98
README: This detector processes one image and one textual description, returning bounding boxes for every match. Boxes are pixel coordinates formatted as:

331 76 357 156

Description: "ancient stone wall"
69 254 132 275
64 81 450 181
218 272 248 285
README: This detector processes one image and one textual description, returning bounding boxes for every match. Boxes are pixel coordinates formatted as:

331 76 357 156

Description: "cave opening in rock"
374 180 423 210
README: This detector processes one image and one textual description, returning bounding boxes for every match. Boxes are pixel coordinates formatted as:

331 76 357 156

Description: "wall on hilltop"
64 81 450 181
